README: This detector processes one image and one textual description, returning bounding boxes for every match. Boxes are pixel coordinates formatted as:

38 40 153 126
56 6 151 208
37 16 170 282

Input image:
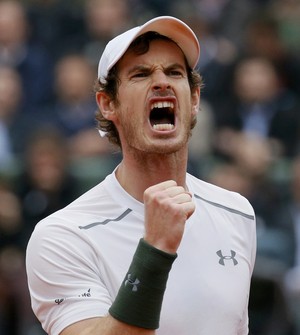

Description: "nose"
151 70 171 91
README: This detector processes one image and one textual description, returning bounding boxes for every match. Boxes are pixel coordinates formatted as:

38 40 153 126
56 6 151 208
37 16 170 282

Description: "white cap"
97 16 200 84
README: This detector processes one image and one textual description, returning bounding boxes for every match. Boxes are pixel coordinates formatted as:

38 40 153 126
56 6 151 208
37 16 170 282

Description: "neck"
116 148 189 202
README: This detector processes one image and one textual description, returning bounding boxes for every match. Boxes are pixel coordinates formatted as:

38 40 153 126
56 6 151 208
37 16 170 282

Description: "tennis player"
26 16 256 335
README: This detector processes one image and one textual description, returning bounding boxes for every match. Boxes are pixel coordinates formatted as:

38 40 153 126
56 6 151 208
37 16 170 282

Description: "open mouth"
149 101 175 131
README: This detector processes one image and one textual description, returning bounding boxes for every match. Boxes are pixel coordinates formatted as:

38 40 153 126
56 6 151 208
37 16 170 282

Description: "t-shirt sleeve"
239 196 257 335
26 219 112 335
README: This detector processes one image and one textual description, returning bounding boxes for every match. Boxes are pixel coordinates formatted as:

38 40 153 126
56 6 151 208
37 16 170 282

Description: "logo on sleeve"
54 288 92 305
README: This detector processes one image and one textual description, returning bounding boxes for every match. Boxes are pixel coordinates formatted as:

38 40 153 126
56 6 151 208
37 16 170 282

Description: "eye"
133 72 146 78
131 70 149 79
168 69 184 78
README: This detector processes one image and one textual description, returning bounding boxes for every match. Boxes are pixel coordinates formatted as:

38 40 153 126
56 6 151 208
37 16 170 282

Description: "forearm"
61 314 155 335
100 315 156 335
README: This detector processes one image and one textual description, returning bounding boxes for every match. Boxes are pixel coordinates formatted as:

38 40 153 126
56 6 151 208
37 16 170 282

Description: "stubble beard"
121 117 192 160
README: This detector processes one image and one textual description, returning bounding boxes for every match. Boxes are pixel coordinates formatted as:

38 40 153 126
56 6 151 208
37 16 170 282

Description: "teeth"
150 101 175 131
151 101 174 109
153 124 174 131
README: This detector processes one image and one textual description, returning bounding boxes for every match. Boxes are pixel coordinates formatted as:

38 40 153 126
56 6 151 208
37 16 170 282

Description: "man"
26 16 256 335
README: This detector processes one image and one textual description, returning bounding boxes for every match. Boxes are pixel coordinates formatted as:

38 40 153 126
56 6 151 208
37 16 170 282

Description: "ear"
191 87 200 116
95 91 116 121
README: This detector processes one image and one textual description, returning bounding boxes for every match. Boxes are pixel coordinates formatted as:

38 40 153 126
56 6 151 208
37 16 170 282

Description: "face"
102 39 199 155
234 58 279 103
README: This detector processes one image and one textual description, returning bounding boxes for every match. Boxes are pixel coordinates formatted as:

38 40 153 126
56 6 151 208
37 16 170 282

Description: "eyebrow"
127 63 187 75
127 65 149 75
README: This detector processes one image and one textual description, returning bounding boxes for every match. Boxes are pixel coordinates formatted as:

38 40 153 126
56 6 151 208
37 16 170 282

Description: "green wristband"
109 238 177 329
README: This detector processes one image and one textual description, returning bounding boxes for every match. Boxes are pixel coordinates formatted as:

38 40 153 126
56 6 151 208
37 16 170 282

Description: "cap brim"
137 16 200 69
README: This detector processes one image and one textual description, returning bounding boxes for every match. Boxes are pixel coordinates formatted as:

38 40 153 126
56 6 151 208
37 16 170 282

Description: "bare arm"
61 315 155 335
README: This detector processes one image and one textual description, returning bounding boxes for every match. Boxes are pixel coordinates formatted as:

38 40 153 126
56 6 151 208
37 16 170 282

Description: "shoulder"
187 173 255 220
27 176 113 247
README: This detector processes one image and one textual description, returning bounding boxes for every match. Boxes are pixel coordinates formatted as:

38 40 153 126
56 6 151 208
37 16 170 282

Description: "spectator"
168 6 238 105
0 0 54 113
270 0 300 56
82 0 133 68
15 128 80 247
243 13 300 95
26 0 85 61
213 56 300 159
188 99 215 177
0 182 23 251
0 65 47 165
43 53 111 159
0 66 22 167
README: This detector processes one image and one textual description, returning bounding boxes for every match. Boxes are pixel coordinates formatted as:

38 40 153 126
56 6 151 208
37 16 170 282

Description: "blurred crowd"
1 0 300 334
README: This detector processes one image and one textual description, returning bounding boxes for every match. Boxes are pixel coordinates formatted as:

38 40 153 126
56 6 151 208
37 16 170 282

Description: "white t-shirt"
26 171 256 335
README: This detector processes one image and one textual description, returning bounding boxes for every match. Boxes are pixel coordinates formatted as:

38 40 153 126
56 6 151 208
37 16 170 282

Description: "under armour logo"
216 250 238 266
55 298 65 305
125 273 140 292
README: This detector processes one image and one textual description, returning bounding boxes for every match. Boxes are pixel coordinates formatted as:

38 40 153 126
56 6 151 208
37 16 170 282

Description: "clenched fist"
143 180 195 254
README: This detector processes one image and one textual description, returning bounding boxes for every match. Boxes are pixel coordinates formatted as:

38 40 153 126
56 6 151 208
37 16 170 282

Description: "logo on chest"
216 250 238 266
